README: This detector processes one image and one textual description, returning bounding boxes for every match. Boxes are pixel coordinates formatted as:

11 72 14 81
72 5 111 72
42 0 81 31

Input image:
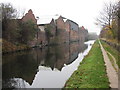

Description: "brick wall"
21 10 88 46
65 21 70 42
37 15 88 45
22 9 37 24
56 16 65 30
55 16 66 44
21 9 38 47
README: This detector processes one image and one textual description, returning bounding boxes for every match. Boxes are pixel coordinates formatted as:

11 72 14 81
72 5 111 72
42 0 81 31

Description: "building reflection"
2 41 88 88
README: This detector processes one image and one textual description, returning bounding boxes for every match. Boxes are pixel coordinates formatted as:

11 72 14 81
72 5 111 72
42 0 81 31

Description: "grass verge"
100 40 120 68
64 40 109 88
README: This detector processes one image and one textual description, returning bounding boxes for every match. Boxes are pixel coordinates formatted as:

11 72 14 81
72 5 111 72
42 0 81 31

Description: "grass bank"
64 40 109 88
100 40 120 69
2 39 30 54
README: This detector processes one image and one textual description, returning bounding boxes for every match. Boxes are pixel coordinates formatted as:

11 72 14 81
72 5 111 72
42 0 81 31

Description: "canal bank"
2 39 84 54
65 40 109 88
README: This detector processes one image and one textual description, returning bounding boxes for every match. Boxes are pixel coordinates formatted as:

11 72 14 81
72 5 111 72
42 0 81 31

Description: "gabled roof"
66 19 79 26
21 9 37 24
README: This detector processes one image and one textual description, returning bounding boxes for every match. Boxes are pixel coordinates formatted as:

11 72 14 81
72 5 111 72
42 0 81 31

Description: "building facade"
22 9 88 46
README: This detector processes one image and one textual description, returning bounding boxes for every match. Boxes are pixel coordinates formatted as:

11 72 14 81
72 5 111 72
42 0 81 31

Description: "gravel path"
99 40 118 88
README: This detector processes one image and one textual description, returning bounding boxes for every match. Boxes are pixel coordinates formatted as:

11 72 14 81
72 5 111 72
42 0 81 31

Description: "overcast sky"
1 0 117 35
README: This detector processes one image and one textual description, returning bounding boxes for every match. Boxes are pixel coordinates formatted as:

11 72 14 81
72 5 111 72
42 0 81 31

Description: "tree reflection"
2 41 88 88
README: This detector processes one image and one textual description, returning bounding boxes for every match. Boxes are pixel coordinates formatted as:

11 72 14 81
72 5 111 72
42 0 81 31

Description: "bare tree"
96 1 120 40
114 1 120 18
96 2 116 29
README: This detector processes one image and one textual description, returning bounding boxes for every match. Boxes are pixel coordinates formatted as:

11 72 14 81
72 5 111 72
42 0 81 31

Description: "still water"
2 40 95 88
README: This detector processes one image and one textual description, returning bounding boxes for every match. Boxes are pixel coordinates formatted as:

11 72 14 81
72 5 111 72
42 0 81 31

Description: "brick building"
21 9 38 47
38 15 88 45
66 19 79 42
22 9 88 46
22 9 37 23
79 26 88 41
37 17 56 45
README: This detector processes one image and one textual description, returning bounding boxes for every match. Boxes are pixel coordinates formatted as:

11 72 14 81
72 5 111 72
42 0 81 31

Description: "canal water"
2 40 95 88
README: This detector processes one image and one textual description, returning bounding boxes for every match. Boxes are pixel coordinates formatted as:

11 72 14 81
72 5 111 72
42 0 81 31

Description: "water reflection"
2 41 94 88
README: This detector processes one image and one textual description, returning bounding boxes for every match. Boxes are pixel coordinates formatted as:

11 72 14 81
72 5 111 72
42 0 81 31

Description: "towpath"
99 40 118 88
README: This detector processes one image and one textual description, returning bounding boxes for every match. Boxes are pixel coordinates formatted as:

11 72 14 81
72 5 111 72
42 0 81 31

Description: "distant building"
79 26 88 41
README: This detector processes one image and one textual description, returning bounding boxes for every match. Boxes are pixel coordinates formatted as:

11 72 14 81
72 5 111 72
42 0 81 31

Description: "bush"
2 39 30 53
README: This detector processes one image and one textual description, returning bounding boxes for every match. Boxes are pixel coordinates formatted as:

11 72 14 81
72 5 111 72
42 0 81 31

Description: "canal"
2 40 95 88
